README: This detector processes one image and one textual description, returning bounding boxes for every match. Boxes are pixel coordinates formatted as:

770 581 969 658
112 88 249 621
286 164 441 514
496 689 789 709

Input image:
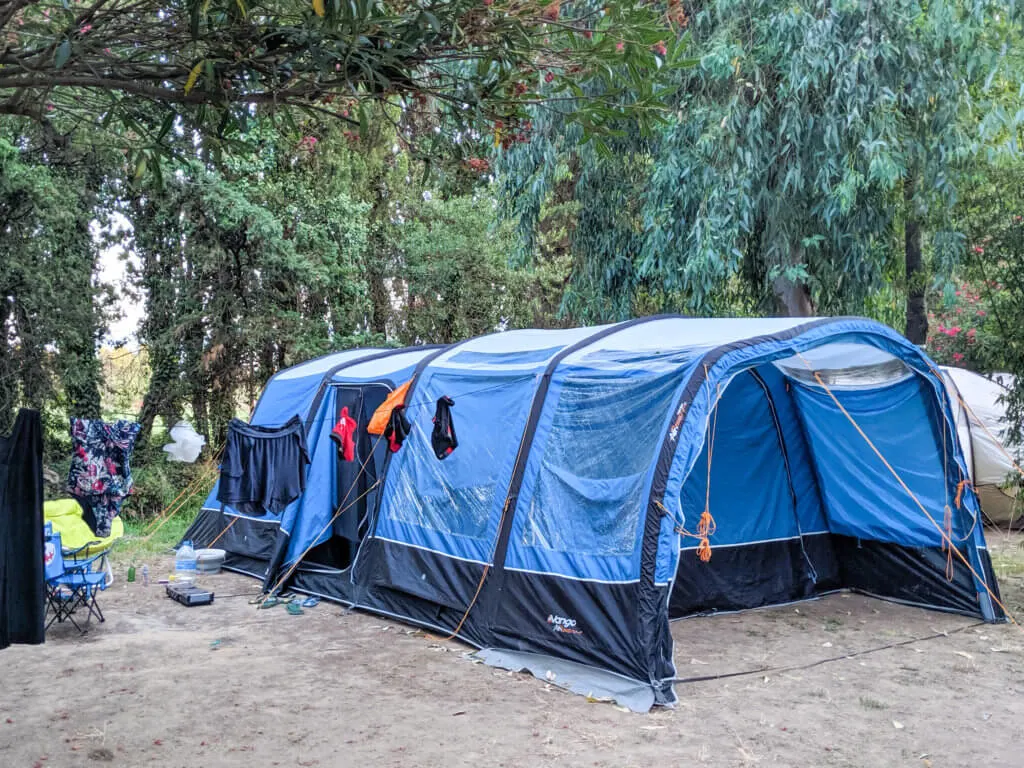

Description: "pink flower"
953 353 964 363
545 71 554 83
967 328 977 340
45 103 55 112
104 48 111 54
615 41 624 52
977 310 987 317
652 41 667 57
973 246 984 254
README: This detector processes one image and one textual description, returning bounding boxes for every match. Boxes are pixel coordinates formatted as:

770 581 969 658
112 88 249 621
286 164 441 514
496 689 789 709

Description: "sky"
97 213 143 348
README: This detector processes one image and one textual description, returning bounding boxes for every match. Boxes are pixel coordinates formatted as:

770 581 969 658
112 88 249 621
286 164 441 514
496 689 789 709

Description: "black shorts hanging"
431 396 458 460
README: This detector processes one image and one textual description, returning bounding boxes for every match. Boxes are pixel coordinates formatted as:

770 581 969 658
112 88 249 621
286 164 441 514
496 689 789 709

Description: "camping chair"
44 529 107 633
44 499 124 588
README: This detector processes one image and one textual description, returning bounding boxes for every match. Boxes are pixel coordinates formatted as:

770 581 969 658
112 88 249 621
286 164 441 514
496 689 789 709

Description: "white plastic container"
195 548 226 575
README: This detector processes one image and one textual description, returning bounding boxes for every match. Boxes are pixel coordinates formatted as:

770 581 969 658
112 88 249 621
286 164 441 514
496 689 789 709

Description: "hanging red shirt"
330 407 358 462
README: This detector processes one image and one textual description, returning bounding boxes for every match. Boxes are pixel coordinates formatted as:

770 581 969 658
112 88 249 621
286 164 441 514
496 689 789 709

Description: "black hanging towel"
0 409 46 650
431 396 458 460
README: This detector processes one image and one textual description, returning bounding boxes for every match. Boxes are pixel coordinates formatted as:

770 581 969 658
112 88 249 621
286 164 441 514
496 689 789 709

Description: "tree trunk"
771 243 815 316
904 173 927 345
772 276 815 316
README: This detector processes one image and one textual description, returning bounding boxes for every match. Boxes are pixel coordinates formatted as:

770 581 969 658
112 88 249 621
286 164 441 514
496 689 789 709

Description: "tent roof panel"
274 348 387 381
332 347 441 382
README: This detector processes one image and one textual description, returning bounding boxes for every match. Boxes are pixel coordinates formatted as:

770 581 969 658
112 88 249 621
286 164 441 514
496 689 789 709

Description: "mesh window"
520 371 681 556
384 373 534 543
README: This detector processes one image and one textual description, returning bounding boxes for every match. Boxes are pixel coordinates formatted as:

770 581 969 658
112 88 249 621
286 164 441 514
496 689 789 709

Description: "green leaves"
54 40 72 70
499 0 1022 322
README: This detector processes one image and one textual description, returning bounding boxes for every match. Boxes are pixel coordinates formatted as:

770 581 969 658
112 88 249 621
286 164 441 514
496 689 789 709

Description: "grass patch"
823 617 844 632
115 508 199 565
990 551 1024 580
858 697 888 710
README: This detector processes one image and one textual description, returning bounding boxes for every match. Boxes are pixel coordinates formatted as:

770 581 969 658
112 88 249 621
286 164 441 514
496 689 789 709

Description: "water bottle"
175 540 197 586
142 565 149 587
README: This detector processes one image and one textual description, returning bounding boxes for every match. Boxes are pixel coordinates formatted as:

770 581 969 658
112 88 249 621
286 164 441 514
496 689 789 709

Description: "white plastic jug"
175 540 198 585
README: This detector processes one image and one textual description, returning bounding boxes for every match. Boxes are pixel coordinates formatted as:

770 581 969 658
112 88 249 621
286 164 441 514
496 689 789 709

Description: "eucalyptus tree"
499 0 1020 341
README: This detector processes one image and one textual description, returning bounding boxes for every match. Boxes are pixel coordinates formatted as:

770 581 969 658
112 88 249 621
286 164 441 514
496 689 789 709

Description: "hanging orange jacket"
367 380 412 436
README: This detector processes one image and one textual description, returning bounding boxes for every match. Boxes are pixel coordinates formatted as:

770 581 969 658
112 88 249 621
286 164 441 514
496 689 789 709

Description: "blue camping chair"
44 527 108 633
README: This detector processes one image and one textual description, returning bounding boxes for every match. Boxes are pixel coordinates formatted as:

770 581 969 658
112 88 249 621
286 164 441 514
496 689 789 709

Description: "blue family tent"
184 316 1003 711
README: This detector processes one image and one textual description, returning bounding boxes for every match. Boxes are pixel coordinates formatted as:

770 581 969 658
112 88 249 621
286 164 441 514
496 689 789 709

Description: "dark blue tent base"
184 505 1001 635
668 532 998 619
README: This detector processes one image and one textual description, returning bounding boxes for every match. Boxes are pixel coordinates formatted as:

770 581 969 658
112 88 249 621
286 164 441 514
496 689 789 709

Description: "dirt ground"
3 536 1024 768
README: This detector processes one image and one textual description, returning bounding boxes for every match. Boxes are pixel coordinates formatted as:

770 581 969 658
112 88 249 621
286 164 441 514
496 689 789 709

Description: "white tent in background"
941 366 1023 527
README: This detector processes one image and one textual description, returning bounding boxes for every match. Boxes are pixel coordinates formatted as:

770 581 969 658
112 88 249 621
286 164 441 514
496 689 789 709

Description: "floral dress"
66 418 141 537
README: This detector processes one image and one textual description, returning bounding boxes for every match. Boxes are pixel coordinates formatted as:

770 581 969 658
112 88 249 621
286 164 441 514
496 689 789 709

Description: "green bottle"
127 564 136 583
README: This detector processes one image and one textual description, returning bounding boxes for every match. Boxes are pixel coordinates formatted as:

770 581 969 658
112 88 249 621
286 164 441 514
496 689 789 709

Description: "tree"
391 194 532 343
0 129 112 445
0 0 684 170
499 0 1020 338
125 135 372 445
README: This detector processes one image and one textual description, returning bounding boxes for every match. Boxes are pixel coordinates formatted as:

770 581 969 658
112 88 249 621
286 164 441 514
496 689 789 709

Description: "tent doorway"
303 383 390 571
669 355 984 620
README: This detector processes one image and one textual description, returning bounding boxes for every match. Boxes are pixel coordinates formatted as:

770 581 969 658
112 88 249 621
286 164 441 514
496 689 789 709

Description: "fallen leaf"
892 721 904 730
822 641 833 648
955 651 974 660
452 711 466 717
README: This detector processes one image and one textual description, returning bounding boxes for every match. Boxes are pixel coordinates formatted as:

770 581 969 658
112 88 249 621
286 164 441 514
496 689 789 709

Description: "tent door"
327 383 391 570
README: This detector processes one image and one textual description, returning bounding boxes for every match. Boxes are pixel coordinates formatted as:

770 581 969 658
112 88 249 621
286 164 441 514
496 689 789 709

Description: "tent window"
383 372 535 545
387 482 494 539
774 343 912 388
520 371 680 556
